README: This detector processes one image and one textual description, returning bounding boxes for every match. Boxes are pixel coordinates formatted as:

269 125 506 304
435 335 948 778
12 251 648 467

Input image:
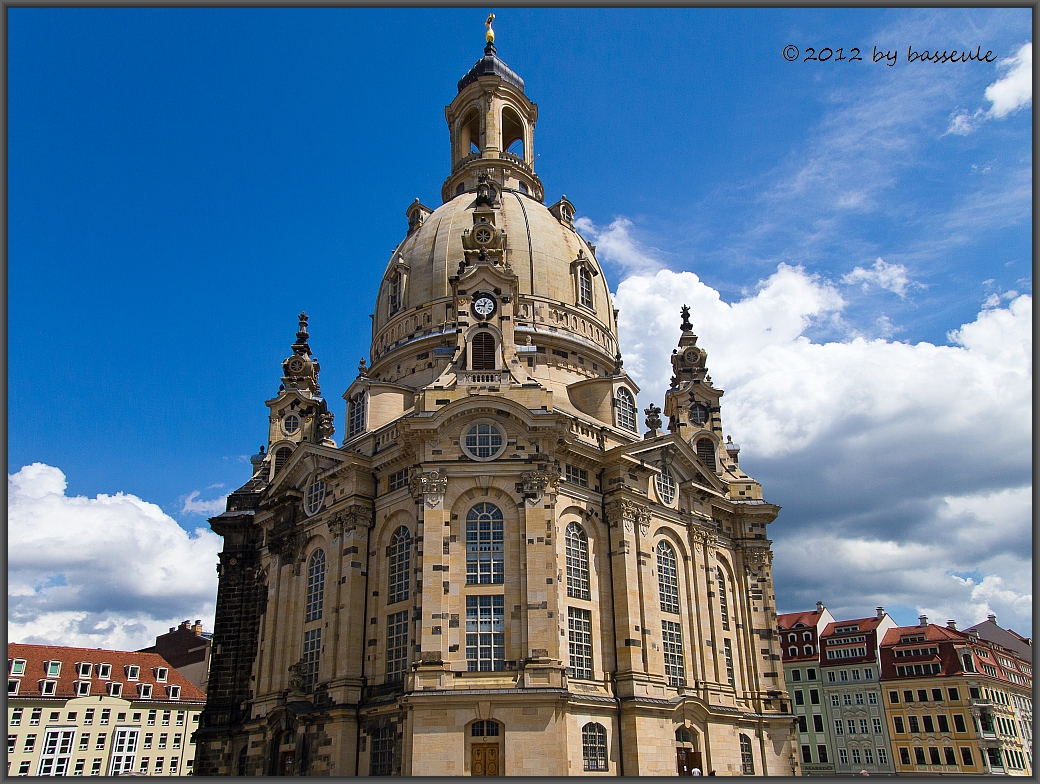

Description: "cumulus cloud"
947 41 1032 134
614 266 1032 633
9 464 221 650
841 257 919 298
985 41 1033 118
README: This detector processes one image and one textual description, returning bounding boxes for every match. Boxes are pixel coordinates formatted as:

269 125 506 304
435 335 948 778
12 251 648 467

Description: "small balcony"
458 371 503 386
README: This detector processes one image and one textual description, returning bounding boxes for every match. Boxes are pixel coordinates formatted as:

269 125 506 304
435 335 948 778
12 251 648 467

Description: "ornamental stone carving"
267 529 305 569
518 465 561 504
744 547 773 572
693 528 718 555
327 503 374 540
409 471 448 509
605 497 651 536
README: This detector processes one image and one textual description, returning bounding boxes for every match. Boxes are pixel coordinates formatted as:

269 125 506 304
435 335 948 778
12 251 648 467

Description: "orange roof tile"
8 643 205 703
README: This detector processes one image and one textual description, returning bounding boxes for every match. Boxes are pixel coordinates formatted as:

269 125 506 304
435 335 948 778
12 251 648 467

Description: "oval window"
656 466 677 505
305 479 326 516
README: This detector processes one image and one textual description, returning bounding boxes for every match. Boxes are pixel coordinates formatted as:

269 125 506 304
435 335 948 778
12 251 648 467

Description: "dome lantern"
443 23 542 202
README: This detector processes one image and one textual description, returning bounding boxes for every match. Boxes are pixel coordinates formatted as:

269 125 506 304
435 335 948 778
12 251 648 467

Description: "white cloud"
841 257 919 298
614 266 1032 633
985 42 1032 118
575 216 664 274
8 464 221 650
947 41 1032 134
181 489 230 516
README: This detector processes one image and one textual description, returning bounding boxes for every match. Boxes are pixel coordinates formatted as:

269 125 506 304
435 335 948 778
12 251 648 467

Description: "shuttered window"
471 332 495 370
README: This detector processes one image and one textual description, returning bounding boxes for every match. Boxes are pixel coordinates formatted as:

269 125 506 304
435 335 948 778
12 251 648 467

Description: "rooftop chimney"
816 601 825 613
876 607 885 619
947 620 957 630
919 615 928 627
987 614 996 623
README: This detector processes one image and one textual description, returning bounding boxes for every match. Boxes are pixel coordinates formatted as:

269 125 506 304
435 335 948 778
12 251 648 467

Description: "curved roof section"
373 190 614 342
458 43 525 93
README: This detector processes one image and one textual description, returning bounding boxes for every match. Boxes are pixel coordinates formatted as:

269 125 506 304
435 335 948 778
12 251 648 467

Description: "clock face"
473 296 496 318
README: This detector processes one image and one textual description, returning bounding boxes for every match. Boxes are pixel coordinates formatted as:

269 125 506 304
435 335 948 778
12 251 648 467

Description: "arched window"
696 438 716 470
387 272 402 316
565 522 590 600
387 527 411 604
804 645 814 656
740 734 754 774
348 392 367 437
675 727 693 745
655 466 677 505
471 720 500 737
305 550 325 622
615 387 636 431
471 331 496 370
466 503 504 584
502 106 525 159
582 723 608 771
717 567 730 631
274 446 292 474
789 647 798 657
578 266 593 308
656 541 680 613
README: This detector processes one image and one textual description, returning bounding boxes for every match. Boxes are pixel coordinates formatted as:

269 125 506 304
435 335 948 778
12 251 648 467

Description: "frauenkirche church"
196 21 793 777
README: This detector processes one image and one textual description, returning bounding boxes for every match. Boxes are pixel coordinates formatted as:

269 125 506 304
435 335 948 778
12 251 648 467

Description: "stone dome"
370 191 617 374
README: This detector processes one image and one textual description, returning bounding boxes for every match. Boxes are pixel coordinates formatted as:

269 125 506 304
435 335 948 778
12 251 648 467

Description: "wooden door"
472 744 500 776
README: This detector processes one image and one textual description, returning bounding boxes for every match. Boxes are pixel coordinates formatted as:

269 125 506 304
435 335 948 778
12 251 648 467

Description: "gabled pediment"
266 442 350 497
617 434 728 494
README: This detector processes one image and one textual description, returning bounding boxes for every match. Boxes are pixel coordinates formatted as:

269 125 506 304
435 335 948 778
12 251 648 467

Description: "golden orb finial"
485 13 495 44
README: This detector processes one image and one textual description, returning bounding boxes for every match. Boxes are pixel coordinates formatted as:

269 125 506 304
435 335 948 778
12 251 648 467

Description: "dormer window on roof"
155 667 168 683
10 659 26 676
76 662 92 678
44 660 61 677
138 683 152 699
97 663 111 679
125 664 140 681
835 625 860 633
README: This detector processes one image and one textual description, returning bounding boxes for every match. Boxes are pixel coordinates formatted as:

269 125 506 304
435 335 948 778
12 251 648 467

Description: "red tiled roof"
777 610 824 630
8 643 205 703
820 616 886 637
880 624 968 646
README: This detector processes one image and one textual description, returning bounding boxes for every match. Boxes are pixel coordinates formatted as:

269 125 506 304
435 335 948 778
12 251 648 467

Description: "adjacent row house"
7 644 205 777
779 608 1032 777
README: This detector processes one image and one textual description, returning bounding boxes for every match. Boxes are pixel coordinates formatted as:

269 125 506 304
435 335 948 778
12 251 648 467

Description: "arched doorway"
469 720 501 776
675 726 703 776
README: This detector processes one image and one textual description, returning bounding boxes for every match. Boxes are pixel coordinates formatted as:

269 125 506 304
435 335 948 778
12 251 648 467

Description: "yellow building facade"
195 28 795 777
879 622 1032 776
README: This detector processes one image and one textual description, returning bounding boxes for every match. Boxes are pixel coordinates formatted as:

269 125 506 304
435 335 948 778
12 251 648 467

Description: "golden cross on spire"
485 13 495 44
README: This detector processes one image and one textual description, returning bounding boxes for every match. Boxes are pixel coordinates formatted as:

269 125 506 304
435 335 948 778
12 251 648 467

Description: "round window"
655 467 677 506
283 414 300 435
474 226 493 245
305 479 326 516
288 357 305 373
462 422 506 461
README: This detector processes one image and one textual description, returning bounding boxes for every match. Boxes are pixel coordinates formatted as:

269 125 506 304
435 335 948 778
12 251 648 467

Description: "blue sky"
9 8 1032 648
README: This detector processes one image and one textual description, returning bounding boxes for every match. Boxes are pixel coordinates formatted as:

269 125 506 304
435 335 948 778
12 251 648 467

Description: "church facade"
195 29 796 777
